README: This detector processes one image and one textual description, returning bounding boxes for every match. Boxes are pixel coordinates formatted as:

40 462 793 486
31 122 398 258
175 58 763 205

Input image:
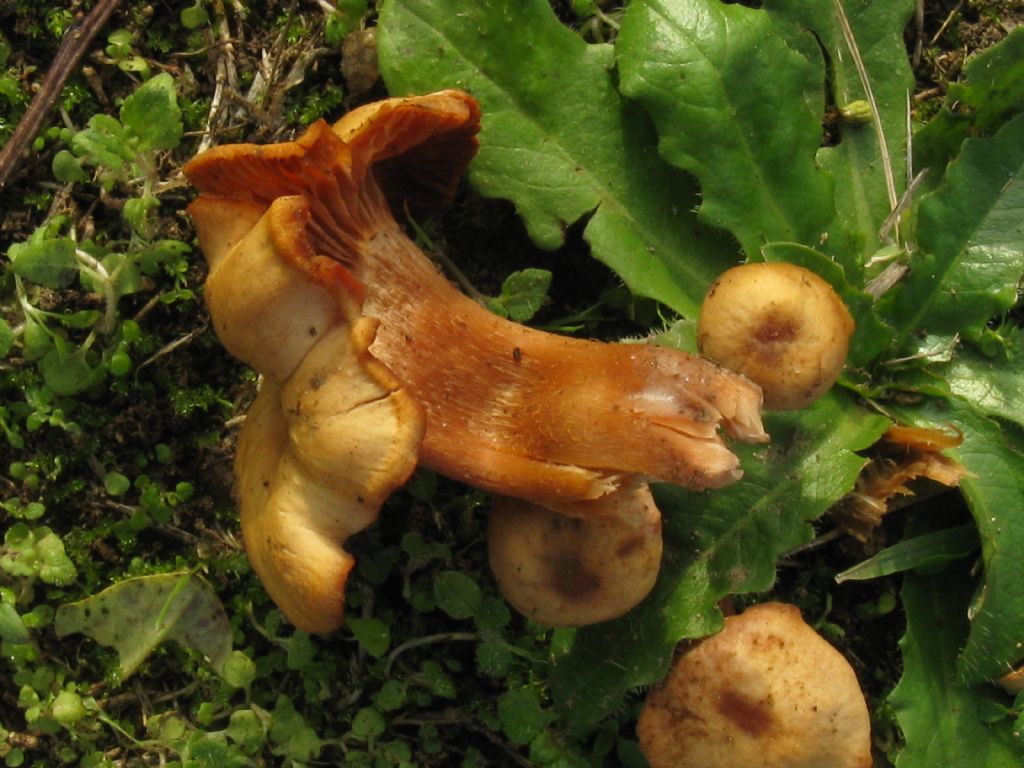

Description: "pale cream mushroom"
487 482 662 627
698 262 855 410
638 601 873 768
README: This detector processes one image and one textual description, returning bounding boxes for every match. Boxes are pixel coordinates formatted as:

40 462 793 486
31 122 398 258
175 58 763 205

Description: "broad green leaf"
54 572 232 681
377 0 738 318
52 149 88 183
550 391 888 731
617 0 833 258
887 115 1024 351
225 709 267 751
53 309 102 330
915 28 1024 175
0 602 30 645
7 237 77 289
120 72 183 152
39 342 105 396
498 687 557 746
768 0 915 267
835 524 979 583
890 564 1021 767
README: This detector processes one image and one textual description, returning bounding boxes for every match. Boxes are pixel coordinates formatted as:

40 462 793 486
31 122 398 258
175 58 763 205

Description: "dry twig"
0 0 123 190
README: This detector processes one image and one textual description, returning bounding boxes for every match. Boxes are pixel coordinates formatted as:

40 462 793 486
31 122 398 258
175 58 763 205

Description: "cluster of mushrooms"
186 90 869 767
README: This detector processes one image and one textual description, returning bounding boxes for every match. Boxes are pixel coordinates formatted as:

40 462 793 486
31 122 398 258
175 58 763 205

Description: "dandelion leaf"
616 0 834 259
885 115 1024 352
377 0 737 318
914 28 1024 174
942 327 1024 431
950 408 1024 683
55 572 231 680
890 563 1021 768
769 0 915 266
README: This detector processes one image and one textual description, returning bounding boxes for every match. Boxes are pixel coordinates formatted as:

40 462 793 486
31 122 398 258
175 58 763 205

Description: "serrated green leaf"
887 115 1024 350
71 113 134 170
835 524 979 583
768 0 915 267
433 570 482 620
120 72 183 152
487 268 552 322
551 391 888 731
941 328 1024 431
225 709 267 751
378 0 737 318
890 564 1021 768
54 573 232 681
8 237 78 289
617 0 833 258
915 28 1024 175
950 408 1024 683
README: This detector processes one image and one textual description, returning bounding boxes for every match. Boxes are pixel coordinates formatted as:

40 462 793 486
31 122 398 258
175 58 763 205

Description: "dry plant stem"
832 0 900 229
0 0 123 190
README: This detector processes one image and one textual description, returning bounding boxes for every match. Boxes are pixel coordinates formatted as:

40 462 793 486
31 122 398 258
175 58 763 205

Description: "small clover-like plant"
4 74 192 398
52 71 183 236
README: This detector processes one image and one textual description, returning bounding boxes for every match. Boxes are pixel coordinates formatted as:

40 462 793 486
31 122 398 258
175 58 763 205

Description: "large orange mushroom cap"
637 602 873 768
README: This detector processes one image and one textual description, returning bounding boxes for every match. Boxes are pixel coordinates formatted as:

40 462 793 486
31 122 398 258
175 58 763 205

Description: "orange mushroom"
185 91 767 632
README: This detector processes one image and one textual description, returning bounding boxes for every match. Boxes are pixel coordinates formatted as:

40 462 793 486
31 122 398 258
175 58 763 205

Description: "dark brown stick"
0 0 122 191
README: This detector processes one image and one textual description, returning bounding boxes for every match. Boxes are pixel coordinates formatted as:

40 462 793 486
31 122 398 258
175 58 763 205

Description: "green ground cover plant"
1 0 1022 766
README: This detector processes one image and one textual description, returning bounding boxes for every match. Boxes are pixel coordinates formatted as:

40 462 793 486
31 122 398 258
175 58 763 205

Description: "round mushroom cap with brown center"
637 601 872 768
698 262 855 410
487 483 662 627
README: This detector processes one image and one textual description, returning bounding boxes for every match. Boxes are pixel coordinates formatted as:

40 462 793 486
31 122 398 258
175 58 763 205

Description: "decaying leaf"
832 424 969 542
55 572 232 681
